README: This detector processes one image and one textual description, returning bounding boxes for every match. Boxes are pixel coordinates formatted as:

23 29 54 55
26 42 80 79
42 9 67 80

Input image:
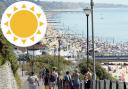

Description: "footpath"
18 69 44 89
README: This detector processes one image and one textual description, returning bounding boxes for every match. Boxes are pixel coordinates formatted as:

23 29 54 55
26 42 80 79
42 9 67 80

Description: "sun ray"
40 22 43 26
7 14 11 18
30 6 35 11
13 37 18 41
4 22 8 26
14 7 18 11
22 4 26 8
7 30 11 34
22 40 26 44
30 37 34 41
37 13 41 18
37 30 41 34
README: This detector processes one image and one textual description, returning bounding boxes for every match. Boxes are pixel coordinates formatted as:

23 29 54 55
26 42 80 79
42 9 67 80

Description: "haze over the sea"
41 0 128 5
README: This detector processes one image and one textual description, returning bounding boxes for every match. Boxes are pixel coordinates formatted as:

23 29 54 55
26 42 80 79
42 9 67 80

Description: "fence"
89 80 128 89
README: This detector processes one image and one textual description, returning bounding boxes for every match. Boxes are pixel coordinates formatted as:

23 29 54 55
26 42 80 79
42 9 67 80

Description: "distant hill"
0 0 128 10
39 1 128 10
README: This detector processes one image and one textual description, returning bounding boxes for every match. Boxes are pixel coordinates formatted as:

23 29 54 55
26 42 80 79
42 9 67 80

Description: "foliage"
24 55 73 74
0 29 19 74
0 54 5 65
0 30 21 88
14 72 22 89
79 59 115 80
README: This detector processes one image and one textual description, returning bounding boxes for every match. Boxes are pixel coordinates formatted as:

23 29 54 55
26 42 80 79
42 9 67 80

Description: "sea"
47 8 128 43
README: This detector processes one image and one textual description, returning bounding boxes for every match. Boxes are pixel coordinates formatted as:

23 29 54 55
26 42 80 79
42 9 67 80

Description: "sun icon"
1 1 47 47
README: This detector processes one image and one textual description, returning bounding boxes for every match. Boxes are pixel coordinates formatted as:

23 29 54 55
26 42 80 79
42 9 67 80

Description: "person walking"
58 71 63 89
63 71 72 89
84 68 92 89
72 70 80 89
44 68 50 89
39 65 46 86
49 67 58 89
27 72 39 89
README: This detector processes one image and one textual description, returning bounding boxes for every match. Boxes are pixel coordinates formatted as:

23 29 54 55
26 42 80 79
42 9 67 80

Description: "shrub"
24 55 73 74
79 59 114 80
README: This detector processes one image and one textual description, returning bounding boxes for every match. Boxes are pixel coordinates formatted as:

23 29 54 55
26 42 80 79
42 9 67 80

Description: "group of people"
27 66 92 89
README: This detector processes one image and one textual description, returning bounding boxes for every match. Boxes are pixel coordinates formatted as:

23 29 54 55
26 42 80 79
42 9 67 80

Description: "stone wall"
0 62 18 89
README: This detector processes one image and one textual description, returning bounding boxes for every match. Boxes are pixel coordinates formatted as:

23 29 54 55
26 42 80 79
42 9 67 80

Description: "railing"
57 80 127 89
90 80 128 89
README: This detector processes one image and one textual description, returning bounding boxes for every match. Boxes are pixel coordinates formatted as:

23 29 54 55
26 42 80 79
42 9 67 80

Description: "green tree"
79 59 115 80
24 55 73 74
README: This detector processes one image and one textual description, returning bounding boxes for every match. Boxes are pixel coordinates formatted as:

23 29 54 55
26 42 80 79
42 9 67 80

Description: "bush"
14 72 22 89
79 59 115 80
0 29 19 73
24 55 73 74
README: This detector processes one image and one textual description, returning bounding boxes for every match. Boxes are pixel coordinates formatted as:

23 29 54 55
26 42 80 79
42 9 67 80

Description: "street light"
53 44 56 60
90 0 96 89
84 7 91 16
57 36 61 89
32 45 35 73
57 36 61 71
84 7 91 68
90 0 96 79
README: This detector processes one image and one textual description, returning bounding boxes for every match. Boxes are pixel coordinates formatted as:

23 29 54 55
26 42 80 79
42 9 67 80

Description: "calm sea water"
47 8 128 42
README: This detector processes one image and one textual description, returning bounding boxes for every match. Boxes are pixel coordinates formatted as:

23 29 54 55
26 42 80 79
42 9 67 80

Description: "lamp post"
90 0 96 89
84 7 91 68
57 36 61 71
53 44 56 60
32 45 34 73
90 0 96 79
57 36 61 89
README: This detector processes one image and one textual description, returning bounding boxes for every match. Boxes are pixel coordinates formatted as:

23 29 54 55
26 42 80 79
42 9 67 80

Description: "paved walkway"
18 69 44 89
21 73 44 89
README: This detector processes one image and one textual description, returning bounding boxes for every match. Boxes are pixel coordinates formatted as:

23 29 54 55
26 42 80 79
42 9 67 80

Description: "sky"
41 0 128 5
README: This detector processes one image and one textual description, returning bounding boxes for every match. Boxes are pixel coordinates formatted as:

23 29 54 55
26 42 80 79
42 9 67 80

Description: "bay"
47 8 128 42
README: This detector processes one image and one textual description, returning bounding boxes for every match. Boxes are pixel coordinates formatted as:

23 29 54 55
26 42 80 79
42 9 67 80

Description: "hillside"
40 1 128 10
0 1 128 11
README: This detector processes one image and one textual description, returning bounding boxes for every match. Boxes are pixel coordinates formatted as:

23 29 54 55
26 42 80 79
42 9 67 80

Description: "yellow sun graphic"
1 1 47 47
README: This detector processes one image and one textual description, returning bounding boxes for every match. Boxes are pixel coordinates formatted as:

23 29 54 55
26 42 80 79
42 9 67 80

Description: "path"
19 71 58 89
18 69 44 89
22 74 44 89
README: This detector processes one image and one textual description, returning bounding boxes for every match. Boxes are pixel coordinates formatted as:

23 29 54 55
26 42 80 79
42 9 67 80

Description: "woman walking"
84 68 92 89
44 68 50 89
72 70 80 89
49 67 58 89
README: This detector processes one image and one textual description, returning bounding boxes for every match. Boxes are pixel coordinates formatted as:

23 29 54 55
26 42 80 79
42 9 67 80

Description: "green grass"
14 72 22 89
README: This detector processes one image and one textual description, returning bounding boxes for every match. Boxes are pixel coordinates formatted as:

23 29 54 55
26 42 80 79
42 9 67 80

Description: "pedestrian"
84 68 92 89
58 71 63 89
44 68 50 89
63 71 72 89
72 70 80 89
27 72 39 89
49 67 58 89
39 65 46 85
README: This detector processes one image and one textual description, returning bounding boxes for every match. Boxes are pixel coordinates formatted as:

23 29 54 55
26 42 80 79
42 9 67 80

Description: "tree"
24 55 73 74
79 59 115 80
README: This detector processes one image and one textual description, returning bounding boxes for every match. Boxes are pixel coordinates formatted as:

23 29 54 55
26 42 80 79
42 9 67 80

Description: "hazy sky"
41 0 128 5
